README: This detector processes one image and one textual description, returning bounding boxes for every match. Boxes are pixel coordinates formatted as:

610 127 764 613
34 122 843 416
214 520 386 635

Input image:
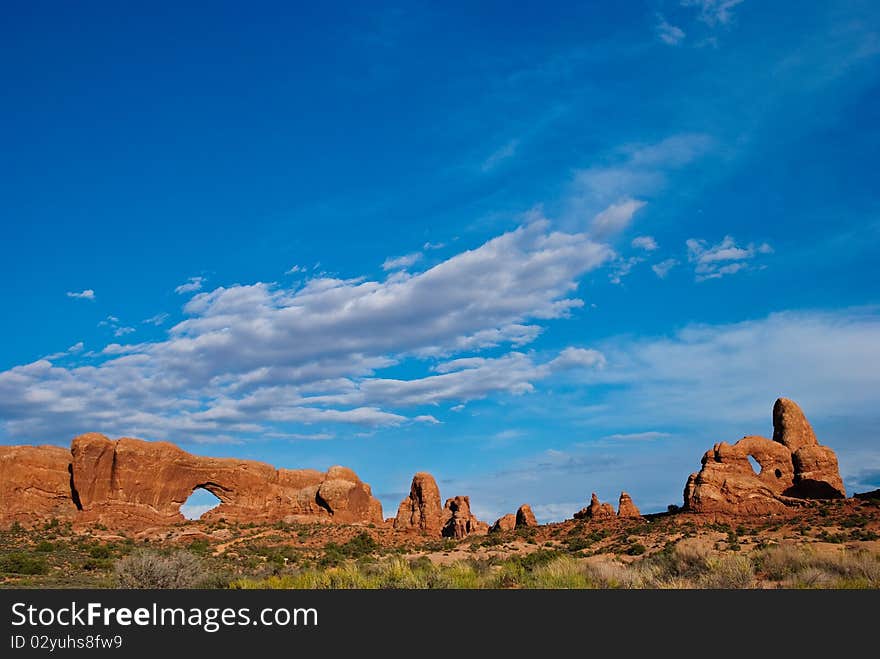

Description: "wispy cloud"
651 258 679 279
175 276 206 295
285 265 306 275
590 198 646 238
382 252 423 271
686 235 773 280
43 341 85 362
608 256 643 285
66 289 95 300
631 236 658 251
113 326 135 338
423 241 446 251
602 431 671 441
481 139 520 172
682 0 745 27
569 133 713 224
655 15 686 45
143 313 169 326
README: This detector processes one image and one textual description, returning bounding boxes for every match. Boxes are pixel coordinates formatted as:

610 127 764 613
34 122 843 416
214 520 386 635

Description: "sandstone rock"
574 493 615 520
772 397 818 451
0 433 382 528
685 398 845 514
490 513 517 533
792 445 845 499
440 496 488 539
0 445 78 526
393 472 443 534
617 492 641 517
515 504 538 528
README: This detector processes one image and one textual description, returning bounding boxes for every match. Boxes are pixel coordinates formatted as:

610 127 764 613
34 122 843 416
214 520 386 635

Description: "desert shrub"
0 552 49 575
527 556 592 589
35 540 55 552
756 545 812 580
585 560 650 589
784 567 835 589
647 540 710 582
700 555 755 589
343 532 378 557
187 539 211 555
627 543 647 556
89 545 112 559
113 550 216 588
437 561 482 589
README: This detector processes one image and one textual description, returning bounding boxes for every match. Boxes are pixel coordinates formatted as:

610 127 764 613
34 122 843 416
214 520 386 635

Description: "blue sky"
2 1 879 521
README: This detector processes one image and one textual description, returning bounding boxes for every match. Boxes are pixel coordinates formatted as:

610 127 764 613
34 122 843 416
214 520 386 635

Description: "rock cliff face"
0 445 79 526
684 398 845 514
0 433 383 528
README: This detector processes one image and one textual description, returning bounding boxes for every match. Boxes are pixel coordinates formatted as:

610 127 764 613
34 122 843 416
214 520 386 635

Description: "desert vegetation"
2 497 878 589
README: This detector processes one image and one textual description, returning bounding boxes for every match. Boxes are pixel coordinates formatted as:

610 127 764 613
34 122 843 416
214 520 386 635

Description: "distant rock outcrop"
574 493 615 520
1 433 383 528
394 473 487 538
516 504 538 527
441 496 489 539
490 513 517 533
617 492 641 517
393 472 443 535
684 398 846 514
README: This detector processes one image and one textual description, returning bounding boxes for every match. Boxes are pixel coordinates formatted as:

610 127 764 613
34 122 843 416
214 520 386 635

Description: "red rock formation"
684 398 845 514
574 493 615 520
490 513 517 533
0 445 79 526
772 397 818 451
516 504 538 528
393 472 443 535
0 433 383 529
617 492 641 517
440 496 488 539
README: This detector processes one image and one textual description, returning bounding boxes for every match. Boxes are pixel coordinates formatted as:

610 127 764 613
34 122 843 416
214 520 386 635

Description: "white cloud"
608 256 644 285
655 16 686 45
264 431 335 441
481 139 520 172
584 308 880 427
175 277 205 295
651 258 679 279
569 133 712 223
686 235 772 280
66 289 95 300
682 0 744 26
143 313 169 326
285 265 305 274
631 235 658 251
423 241 446 250
0 218 613 442
602 431 671 441
179 504 217 520
382 252 423 271
113 326 135 338
590 198 646 238
43 342 86 362
550 347 606 370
